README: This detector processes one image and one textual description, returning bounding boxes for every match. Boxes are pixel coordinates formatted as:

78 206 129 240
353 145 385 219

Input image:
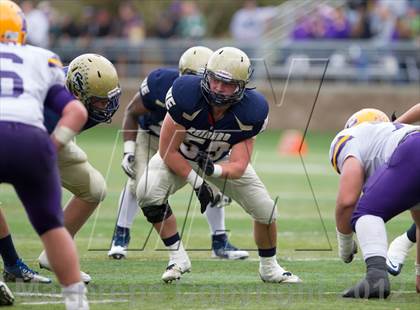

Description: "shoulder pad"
232 89 269 127
140 68 178 110
166 75 203 126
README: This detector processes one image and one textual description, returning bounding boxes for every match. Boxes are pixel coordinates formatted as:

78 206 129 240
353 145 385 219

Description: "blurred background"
19 0 420 130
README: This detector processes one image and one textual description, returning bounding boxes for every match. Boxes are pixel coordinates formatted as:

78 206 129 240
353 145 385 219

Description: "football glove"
391 111 397 122
197 151 215 176
121 153 136 179
194 181 214 214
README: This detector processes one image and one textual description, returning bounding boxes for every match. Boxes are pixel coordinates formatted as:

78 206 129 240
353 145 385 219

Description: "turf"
1 126 418 309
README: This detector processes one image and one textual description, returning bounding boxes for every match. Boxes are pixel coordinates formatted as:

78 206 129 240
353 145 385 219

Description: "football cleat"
259 264 301 284
211 234 249 260
108 226 131 260
38 251 92 284
0 280 14 306
342 273 390 299
386 233 414 276
162 258 191 283
3 259 51 283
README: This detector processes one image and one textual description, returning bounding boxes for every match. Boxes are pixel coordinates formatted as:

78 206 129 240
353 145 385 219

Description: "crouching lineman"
108 46 248 260
386 103 420 276
136 47 301 283
37 53 121 283
330 108 420 298
0 0 89 308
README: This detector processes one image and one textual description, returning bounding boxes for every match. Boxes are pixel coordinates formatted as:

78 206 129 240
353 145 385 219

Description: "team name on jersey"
187 127 231 141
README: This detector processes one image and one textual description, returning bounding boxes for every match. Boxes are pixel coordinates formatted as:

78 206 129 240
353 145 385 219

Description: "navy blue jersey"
166 75 269 162
43 66 100 134
138 68 179 136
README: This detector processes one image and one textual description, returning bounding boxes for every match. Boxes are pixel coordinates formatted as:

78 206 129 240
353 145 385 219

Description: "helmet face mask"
201 47 252 107
0 0 27 44
66 54 121 123
84 86 121 123
201 70 245 107
344 108 390 129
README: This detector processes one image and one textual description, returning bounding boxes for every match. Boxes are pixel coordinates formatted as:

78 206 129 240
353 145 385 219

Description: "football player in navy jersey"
108 46 249 261
36 53 121 284
136 47 301 283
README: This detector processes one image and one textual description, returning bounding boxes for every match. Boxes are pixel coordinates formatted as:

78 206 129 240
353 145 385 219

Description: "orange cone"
277 130 308 156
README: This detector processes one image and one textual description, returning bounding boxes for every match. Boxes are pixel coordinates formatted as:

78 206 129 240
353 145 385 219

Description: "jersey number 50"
0 53 24 97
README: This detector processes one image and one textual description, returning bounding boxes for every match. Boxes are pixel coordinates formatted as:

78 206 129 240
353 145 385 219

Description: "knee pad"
141 203 173 223
86 168 107 204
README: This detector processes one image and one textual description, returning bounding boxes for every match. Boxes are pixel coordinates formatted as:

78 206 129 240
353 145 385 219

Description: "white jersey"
329 122 420 178
0 42 66 130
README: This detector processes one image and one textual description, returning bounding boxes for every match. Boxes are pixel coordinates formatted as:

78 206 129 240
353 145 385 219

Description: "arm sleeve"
44 84 76 115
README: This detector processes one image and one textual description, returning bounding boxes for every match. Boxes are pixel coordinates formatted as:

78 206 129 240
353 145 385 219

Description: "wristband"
124 140 136 154
416 263 420 276
186 169 204 189
52 126 76 145
212 164 223 177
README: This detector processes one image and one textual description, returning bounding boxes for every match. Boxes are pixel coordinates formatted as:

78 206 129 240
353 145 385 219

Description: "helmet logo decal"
73 72 84 93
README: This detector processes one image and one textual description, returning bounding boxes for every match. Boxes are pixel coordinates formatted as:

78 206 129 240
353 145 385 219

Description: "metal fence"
52 38 420 83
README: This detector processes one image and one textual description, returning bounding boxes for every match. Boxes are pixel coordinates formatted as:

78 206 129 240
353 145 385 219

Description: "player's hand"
121 153 136 178
197 151 215 176
194 181 214 214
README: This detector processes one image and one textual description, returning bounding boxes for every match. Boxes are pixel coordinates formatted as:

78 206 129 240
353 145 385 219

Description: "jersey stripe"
331 135 353 174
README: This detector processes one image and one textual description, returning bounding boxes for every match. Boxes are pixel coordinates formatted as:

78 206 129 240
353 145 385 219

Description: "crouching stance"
137 47 301 284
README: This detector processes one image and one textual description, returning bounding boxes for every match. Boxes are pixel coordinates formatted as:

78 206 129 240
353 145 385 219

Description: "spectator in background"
21 0 50 47
176 1 206 38
230 0 265 41
116 1 145 44
90 8 117 38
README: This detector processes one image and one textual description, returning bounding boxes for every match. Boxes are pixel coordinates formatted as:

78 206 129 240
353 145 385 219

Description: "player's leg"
387 222 416 275
3 125 88 308
344 133 420 299
109 131 158 259
0 210 51 283
208 163 300 283
204 186 249 260
39 141 105 283
137 153 190 282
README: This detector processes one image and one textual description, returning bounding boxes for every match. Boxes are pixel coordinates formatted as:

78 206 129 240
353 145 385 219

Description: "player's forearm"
335 203 355 234
397 103 420 124
122 112 139 142
159 149 192 179
52 100 87 148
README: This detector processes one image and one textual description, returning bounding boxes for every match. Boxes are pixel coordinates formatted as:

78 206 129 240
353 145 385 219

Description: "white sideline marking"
20 299 128 306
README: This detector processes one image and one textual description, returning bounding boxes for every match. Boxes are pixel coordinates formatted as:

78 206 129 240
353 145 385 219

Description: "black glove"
391 111 397 122
194 181 214 214
197 151 214 176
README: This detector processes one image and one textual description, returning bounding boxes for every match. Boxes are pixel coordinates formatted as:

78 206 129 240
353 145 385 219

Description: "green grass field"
1 126 418 309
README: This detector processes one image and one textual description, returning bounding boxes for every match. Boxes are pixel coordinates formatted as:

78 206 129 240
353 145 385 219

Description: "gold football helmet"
345 108 390 129
179 46 213 76
0 0 27 44
66 54 121 123
201 47 252 106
